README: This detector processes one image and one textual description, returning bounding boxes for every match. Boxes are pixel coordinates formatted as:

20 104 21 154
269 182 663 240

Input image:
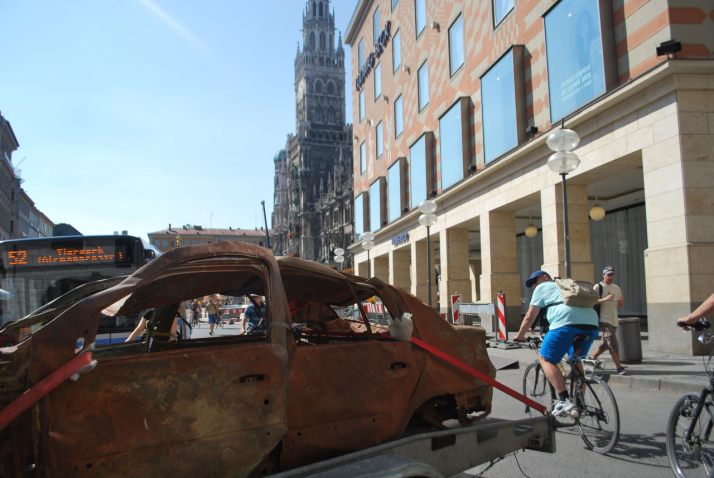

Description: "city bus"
0 235 161 342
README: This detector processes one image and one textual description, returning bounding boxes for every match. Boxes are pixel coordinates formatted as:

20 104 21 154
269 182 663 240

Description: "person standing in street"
242 295 266 334
590 266 628 375
206 298 219 336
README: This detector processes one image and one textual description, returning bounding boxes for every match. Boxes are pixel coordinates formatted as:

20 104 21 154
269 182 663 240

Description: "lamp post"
418 200 437 307
334 248 345 271
362 232 375 278
546 129 581 278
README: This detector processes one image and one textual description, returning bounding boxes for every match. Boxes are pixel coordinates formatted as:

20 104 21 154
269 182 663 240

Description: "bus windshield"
0 235 156 325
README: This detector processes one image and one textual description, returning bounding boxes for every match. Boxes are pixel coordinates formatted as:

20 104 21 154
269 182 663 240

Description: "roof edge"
344 0 371 45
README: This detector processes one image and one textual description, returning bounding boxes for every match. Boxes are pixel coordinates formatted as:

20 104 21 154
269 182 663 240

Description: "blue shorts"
208 314 217 324
540 326 598 364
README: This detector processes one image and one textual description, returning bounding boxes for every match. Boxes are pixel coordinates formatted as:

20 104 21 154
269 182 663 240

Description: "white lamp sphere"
362 240 375 251
525 225 538 238
547 151 581 174
546 129 580 152
419 213 438 227
589 205 606 221
334 255 345 263
362 232 375 241
334 248 344 256
417 199 437 214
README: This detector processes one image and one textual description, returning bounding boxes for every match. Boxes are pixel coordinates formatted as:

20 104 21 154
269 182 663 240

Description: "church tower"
272 0 354 268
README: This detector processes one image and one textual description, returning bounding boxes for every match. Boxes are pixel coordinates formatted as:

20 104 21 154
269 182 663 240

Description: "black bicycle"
666 318 713 478
522 336 620 454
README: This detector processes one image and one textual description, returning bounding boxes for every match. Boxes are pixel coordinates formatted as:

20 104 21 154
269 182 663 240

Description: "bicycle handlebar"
677 317 710 331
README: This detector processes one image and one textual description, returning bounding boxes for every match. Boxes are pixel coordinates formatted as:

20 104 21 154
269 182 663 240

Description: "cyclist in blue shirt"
515 270 599 416
241 294 266 334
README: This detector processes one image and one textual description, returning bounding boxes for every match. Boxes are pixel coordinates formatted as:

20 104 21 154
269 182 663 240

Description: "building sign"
355 21 392 91
392 232 408 247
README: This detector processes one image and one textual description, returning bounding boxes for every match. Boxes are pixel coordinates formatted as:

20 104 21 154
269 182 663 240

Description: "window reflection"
355 194 364 240
376 121 383 158
358 39 364 66
373 6 380 43
394 96 403 138
360 141 366 174
440 101 464 190
388 161 401 223
415 0 426 37
481 50 517 163
418 61 430 111
393 30 402 72
359 90 365 121
375 63 382 100
493 0 514 26
370 180 382 231
410 135 427 209
545 0 606 122
449 16 465 75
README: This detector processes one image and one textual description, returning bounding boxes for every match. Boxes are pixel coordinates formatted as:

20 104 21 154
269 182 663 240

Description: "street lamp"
546 129 581 278
418 200 437 307
362 232 375 278
334 248 345 271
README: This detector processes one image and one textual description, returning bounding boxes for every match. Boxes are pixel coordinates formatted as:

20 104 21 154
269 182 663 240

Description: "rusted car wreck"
0 242 495 477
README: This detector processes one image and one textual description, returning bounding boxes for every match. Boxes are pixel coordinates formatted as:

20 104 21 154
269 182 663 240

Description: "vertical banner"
496 293 507 340
451 294 462 325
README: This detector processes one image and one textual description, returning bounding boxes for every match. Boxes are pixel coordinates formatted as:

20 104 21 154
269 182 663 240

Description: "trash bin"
616 317 642 364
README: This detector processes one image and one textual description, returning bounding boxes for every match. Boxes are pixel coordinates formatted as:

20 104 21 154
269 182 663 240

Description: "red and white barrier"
451 294 461 325
497 293 507 340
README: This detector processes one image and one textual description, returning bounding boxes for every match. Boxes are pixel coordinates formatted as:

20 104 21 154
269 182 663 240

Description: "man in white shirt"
590 266 627 375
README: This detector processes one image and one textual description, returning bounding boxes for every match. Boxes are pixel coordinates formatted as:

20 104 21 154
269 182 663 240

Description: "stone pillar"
438 228 472 315
390 249 411 292
373 255 389 284
469 260 481 302
411 238 436 306
644 84 714 355
480 211 521 331
540 183 595 282
355 257 368 278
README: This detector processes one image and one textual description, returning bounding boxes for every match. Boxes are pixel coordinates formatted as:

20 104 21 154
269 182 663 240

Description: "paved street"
458 351 681 478
189 317 245 338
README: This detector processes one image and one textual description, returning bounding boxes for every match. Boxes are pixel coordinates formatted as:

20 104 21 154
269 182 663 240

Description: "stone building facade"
271 0 354 269
148 225 271 253
346 0 714 355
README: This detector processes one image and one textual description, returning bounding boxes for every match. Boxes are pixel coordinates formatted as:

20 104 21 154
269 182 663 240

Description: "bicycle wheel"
666 393 714 478
523 362 554 417
577 377 620 454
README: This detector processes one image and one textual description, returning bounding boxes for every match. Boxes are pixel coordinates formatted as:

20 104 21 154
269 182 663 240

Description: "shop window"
493 0 514 26
449 15 465 76
545 0 606 122
418 61 429 111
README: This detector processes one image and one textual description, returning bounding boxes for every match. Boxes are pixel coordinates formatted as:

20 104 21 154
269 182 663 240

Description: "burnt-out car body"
0 242 495 477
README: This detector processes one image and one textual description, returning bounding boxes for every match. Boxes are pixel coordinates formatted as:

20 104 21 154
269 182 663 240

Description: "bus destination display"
2 240 134 268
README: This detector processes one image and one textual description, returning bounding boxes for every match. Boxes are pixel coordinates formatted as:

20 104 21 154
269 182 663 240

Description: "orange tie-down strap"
0 350 95 430
410 336 547 415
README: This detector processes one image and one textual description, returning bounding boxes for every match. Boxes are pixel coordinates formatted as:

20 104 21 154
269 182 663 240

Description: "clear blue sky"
0 0 355 240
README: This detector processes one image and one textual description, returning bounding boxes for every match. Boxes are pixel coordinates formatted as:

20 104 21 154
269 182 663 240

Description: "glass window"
376 121 383 158
393 0 399 9
359 89 365 121
393 30 401 72
388 162 402 223
418 61 430 111
355 194 364 240
358 39 364 67
493 0 515 26
449 15 465 76
439 101 465 190
373 6 380 43
374 63 382 100
481 49 518 163
154 240 160 247
415 0 426 37
360 141 366 174
545 0 606 122
410 135 427 209
162 240 168 247
394 95 404 138
370 180 382 231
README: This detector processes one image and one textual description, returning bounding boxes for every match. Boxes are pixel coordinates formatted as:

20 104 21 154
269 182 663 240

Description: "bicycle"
522 335 620 454
190 310 200 329
666 318 714 478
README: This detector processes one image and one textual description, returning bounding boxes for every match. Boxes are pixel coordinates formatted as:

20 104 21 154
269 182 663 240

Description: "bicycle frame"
683 386 714 443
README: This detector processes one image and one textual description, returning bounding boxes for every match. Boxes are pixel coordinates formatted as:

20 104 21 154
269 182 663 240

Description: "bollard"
616 317 643 363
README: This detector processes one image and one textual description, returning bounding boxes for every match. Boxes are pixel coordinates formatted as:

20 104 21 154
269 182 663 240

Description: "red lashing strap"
410 336 547 415
0 350 94 430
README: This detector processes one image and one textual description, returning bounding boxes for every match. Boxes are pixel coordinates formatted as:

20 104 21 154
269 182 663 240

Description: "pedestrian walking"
242 294 267 335
590 266 628 375
206 298 220 336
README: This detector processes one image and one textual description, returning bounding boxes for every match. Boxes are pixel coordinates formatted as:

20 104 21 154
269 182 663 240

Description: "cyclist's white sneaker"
552 398 577 417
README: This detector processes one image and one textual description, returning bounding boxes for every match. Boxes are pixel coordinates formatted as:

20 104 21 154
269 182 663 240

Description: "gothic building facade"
271 0 354 269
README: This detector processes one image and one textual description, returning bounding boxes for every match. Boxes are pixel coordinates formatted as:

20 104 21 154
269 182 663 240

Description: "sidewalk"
487 335 711 394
